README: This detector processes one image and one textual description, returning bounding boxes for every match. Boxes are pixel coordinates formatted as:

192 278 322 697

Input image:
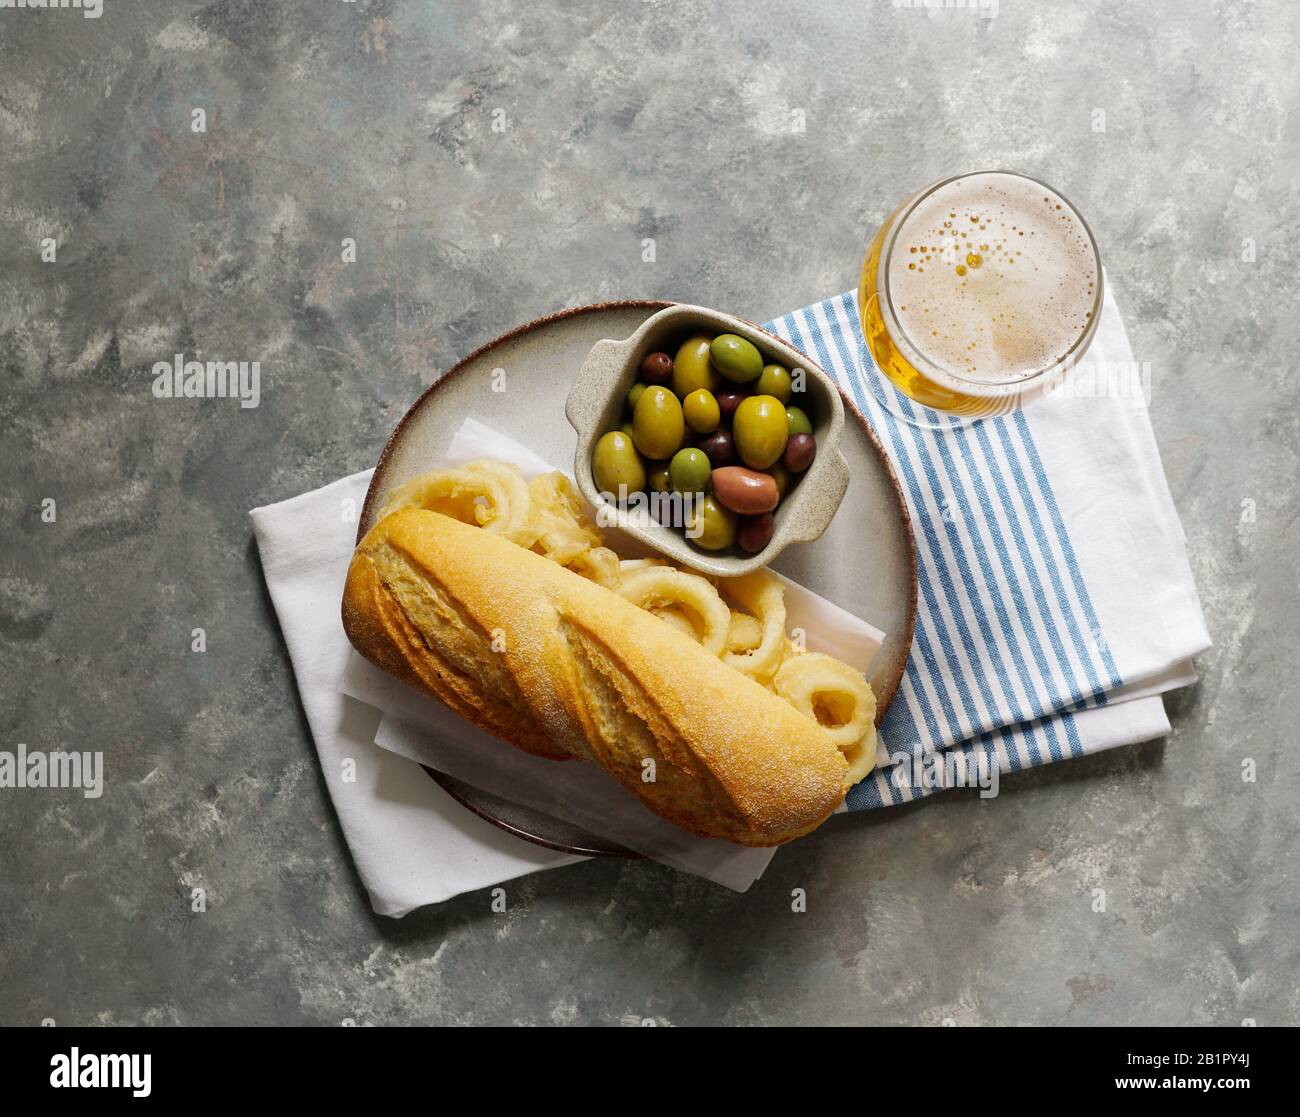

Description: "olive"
711 466 779 515
709 334 763 383
632 385 686 460
626 382 647 414
647 463 672 493
737 512 775 554
786 405 813 436
673 336 722 398
715 388 748 420
699 428 737 468
686 494 738 551
682 388 720 434
784 432 817 473
640 352 673 383
756 363 793 403
669 447 711 494
766 461 792 498
620 420 636 439
592 430 646 499
733 394 789 470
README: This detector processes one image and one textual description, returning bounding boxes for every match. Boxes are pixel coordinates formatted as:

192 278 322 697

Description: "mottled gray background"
1 0 1296 1026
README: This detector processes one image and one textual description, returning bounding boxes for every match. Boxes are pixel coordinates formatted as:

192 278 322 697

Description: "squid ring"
567 545 622 589
653 605 702 639
618 558 667 576
381 460 535 546
839 729 879 787
720 571 787 683
725 611 763 654
616 567 731 658
773 652 878 783
527 471 602 564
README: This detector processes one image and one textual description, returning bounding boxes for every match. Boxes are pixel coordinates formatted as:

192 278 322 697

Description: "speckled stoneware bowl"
565 304 850 577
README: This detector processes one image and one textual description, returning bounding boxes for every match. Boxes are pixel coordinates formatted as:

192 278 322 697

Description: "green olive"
786 405 813 437
709 334 763 383
591 430 646 498
766 461 791 498
632 385 686 460
686 494 738 551
620 420 636 439
682 388 720 434
669 447 711 494
672 336 722 398
756 363 793 403
647 463 672 493
626 381 647 414
733 394 789 470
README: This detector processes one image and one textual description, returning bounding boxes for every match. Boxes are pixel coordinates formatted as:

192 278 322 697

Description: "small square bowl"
565 303 849 577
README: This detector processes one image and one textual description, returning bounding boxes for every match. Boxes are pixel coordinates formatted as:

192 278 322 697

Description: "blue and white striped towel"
765 288 1210 811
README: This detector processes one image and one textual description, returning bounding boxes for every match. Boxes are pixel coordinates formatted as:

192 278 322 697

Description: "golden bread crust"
341 508 847 845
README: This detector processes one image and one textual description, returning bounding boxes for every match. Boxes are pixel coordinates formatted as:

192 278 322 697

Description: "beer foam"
886 172 1098 384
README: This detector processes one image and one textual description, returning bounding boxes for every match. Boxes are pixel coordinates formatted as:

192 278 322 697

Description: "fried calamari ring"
566 545 622 589
527 471 602 565
720 571 786 683
653 605 700 639
725 611 763 654
381 460 536 546
839 728 879 786
618 558 667 576
615 567 731 657
773 652 878 784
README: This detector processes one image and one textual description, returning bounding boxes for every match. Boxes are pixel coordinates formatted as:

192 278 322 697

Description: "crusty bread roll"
342 508 849 845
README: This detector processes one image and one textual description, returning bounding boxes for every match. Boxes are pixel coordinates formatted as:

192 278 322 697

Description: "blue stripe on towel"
762 293 1123 809
801 305 1040 770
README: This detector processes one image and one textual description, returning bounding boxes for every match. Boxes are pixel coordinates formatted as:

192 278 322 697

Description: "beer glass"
859 170 1103 427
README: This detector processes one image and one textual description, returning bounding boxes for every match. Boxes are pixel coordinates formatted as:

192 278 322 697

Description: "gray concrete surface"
2 0 1297 1026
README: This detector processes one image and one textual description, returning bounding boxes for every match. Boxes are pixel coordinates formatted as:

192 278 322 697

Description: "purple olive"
640 352 673 383
783 432 817 473
698 428 737 468
715 388 748 421
737 512 775 554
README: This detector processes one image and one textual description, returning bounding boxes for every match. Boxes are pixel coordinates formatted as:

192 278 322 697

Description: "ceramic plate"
359 301 918 858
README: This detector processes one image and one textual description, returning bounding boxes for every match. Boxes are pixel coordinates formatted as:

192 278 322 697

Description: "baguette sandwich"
342 462 877 846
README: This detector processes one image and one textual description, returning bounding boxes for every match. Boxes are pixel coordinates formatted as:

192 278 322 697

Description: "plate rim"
424 767 640 858
359 300 679 534
358 299 919 857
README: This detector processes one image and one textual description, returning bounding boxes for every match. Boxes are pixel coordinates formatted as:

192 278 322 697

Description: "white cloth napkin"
336 419 885 891
250 471 585 917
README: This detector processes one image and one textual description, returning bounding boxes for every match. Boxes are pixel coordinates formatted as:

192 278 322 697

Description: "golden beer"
859 171 1103 418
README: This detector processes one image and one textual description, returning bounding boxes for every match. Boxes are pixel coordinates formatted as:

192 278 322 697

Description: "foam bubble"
887 172 1098 384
